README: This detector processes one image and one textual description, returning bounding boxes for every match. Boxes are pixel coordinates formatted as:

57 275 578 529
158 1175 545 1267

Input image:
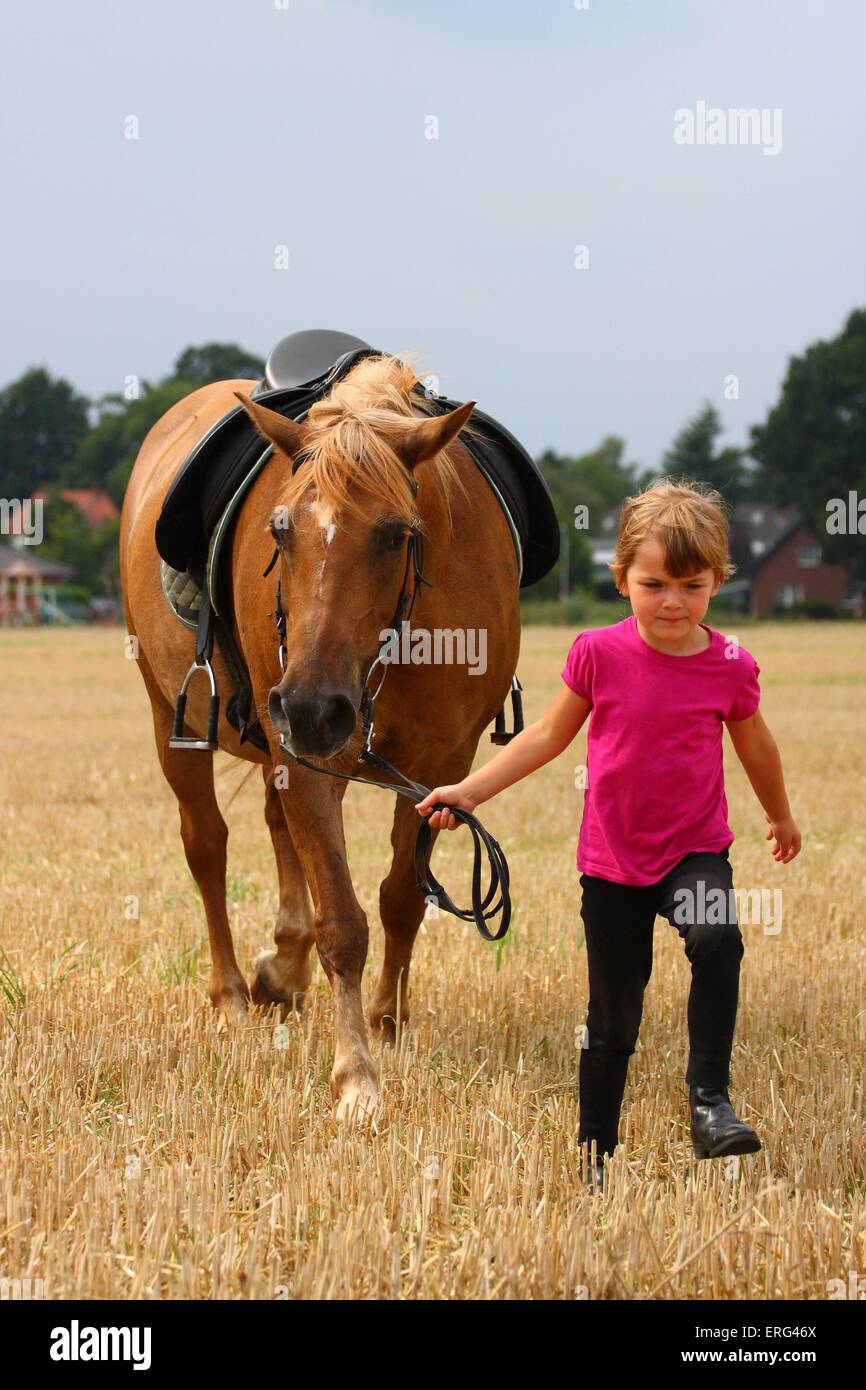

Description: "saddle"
155 330 560 753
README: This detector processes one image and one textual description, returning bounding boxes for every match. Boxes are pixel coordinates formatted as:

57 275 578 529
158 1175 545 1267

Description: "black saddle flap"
155 346 379 572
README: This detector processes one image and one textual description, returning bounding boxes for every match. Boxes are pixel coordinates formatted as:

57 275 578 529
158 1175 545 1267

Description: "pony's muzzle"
268 685 357 759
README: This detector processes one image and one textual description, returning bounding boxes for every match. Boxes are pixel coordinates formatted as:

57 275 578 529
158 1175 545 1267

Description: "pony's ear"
389 401 476 469
233 391 304 459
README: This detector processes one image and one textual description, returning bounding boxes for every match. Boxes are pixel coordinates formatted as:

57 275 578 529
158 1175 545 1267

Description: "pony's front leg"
276 767 378 1122
252 766 316 1014
370 750 475 1044
370 790 441 1044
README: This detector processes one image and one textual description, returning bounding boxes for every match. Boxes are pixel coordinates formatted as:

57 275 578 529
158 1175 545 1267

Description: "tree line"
1 313 863 599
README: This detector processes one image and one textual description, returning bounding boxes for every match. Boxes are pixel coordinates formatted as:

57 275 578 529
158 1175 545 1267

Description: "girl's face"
620 538 720 643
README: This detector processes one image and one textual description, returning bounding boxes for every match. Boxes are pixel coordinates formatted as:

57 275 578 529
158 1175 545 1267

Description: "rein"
262 468 512 943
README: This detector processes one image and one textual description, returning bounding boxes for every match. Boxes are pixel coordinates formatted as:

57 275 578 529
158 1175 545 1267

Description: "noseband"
261 458 512 943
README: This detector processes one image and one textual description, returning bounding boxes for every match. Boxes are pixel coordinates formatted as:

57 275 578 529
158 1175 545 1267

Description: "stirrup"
169 657 220 751
170 590 220 751
490 674 524 744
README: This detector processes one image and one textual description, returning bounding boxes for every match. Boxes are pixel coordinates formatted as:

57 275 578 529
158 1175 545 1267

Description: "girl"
415 479 801 1191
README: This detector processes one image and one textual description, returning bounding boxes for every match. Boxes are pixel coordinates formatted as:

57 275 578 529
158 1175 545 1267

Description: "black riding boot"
689 1085 762 1159
577 1139 608 1194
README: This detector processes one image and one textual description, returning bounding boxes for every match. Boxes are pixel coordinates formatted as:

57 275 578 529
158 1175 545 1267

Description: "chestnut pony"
120 354 520 1120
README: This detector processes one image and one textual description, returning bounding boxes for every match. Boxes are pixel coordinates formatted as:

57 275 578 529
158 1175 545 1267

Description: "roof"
0 543 74 579
30 488 118 527
598 500 807 581
588 536 617 576
728 503 802 578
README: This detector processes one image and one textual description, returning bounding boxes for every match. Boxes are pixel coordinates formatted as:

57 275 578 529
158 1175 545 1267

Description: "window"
797 542 821 568
775 584 806 608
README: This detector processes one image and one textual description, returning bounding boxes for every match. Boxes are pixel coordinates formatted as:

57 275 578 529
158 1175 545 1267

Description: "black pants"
577 849 745 1157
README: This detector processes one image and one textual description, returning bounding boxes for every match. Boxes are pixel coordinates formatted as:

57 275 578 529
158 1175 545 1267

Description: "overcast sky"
2 0 864 471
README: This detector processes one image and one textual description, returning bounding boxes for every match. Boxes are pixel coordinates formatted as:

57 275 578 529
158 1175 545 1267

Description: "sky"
2 0 864 472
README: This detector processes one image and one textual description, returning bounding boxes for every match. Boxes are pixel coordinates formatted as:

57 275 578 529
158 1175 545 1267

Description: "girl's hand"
764 811 802 864
415 783 478 831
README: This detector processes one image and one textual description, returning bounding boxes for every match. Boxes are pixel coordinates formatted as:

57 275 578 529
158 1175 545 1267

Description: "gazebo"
0 544 74 625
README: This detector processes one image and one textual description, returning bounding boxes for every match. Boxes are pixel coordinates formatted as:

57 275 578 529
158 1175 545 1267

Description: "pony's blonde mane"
276 354 472 534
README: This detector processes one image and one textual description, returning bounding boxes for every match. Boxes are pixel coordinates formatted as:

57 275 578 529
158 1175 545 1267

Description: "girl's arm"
725 708 802 863
416 686 592 829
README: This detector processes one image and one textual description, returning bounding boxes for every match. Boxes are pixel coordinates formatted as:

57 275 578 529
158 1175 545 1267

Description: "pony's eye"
379 529 409 551
372 520 411 555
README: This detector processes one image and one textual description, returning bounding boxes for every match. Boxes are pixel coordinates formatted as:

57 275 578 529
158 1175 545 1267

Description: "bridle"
261 452 512 943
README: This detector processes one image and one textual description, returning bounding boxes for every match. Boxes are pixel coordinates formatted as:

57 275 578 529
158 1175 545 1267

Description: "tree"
173 343 264 386
749 308 866 581
63 379 201 503
660 404 747 505
61 341 265 501
61 398 129 493
0 368 90 497
527 436 642 598
538 436 641 537
38 495 118 596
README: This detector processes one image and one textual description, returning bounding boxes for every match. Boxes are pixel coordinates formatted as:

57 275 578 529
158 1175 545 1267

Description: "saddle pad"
161 509 251 629
160 560 202 629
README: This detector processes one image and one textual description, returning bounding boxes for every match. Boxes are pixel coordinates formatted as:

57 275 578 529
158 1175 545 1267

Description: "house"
0 488 120 625
587 507 625 599
30 488 118 526
724 504 852 616
0 544 73 625
587 503 858 616
4 488 118 549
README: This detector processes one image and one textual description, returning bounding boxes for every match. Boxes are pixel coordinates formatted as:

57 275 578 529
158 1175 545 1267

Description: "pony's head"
235 354 474 759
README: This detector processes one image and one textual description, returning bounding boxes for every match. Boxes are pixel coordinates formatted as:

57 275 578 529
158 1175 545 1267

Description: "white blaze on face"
307 498 338 594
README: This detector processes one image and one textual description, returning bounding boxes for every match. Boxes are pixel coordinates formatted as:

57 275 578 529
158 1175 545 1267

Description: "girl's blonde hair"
608 476 737 593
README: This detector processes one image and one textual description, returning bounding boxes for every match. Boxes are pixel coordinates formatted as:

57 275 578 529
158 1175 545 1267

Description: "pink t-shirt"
561 615 761 886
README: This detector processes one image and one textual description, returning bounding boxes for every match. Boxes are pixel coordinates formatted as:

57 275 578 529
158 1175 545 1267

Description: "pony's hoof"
214 1003 248 1033
369 1011 406 1047
251 950 309 1013
251 961 303 1013
211 983 250 1029
333 1076 379 1125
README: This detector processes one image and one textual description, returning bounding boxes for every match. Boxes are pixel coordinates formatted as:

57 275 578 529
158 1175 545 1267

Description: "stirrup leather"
490 674 524 745
169 592 220 751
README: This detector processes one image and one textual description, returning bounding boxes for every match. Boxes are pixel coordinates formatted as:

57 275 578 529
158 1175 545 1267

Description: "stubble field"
0 621 863 1299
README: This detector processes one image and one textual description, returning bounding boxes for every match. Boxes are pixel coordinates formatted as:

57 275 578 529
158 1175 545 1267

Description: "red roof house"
29 488 118 527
